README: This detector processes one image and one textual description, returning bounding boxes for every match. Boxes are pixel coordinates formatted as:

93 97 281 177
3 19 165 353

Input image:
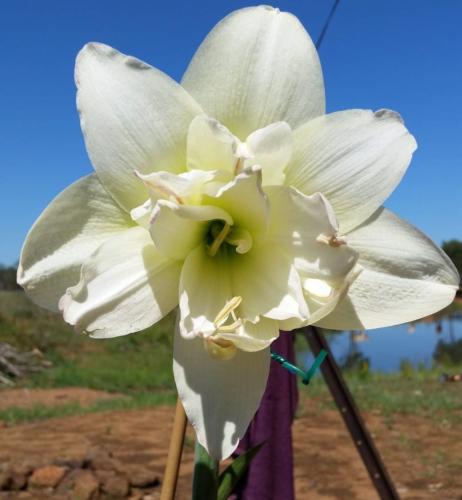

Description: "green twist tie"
270 349 328 385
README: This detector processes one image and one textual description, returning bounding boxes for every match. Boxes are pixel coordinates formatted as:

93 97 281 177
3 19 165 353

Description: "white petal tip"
374 109 417 152
374 108 403 123
261 5 280 14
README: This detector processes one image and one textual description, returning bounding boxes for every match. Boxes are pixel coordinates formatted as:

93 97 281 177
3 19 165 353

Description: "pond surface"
298 313 462 372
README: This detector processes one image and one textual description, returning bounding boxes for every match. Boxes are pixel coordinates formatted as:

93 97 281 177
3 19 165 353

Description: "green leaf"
193 442 219 500
217 443 264 500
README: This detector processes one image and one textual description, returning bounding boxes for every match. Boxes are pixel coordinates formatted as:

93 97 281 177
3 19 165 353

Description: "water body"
298 314 462 373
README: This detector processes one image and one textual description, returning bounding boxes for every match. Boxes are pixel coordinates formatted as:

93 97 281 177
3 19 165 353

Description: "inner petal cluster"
129 116 360 359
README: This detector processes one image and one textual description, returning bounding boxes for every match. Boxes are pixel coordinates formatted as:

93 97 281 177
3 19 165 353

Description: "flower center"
206 220 253 257
207 220 231 257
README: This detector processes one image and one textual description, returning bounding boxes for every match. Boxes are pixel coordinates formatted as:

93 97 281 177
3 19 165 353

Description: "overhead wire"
316 0 341 50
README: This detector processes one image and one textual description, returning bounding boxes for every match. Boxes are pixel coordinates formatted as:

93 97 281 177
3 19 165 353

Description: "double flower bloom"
18 6 459 459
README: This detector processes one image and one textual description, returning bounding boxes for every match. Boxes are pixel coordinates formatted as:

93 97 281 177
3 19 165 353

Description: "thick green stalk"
192 442 219 500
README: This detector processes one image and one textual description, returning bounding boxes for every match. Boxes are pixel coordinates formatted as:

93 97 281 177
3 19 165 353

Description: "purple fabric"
231 332 299 500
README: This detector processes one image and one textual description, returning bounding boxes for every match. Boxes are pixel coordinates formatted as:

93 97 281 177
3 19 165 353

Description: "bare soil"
0 388 124 411
0 388 461 499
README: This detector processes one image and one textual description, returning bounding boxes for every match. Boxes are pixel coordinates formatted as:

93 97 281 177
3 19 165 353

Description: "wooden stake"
304 326 399 500
160 398 187 500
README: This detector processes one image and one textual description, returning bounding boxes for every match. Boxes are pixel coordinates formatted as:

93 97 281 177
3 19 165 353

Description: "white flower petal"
150 201 233 260
182 6 324 139
135 169 220 206
173 323 270 460
265 186 358 280
60 227 182 337
187 115 238 172
179 245 232 338
301 266 362 325
245 122 292 186
317 209 459 330
286 109 417 233
217 317 279 352
18 175 132 312
231 248 308 323
76 43 202 211
130 199 153 229
205 168 268 237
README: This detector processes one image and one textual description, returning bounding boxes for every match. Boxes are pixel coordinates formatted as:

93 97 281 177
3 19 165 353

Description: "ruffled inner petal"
187 115 239 173
244 121 292 186
316 208 459 330
59 227 181 337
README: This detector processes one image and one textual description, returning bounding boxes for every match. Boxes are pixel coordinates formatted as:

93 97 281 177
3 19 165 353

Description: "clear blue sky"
1 0 461 265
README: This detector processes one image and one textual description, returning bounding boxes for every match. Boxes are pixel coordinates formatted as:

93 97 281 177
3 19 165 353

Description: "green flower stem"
192 441 219 500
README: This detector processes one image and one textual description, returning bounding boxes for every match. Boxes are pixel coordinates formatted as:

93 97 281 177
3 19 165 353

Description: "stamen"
201 297 243 360
317 233 347 247
134 171 185 204
217 320 242 333
213 296 242 327
328 235 347 247
233 157 244 175
207 223 231 256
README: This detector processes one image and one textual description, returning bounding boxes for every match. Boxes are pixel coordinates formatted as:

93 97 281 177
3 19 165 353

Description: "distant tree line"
434 338 462 365
0 265 21 291
442 240 462 287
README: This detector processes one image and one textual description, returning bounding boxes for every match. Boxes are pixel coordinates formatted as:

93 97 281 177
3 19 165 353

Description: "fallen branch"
0 343 52 386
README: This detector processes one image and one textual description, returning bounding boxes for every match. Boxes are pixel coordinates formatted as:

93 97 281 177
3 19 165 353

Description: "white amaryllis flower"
18 6 459 459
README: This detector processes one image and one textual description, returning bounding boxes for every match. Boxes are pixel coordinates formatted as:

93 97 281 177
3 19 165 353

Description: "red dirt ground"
0 389 461 499
0 388 124 411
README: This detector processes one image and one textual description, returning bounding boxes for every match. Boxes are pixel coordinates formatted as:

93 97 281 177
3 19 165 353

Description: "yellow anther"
328 235 346 247
207 222 231 257
317 233 347 247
